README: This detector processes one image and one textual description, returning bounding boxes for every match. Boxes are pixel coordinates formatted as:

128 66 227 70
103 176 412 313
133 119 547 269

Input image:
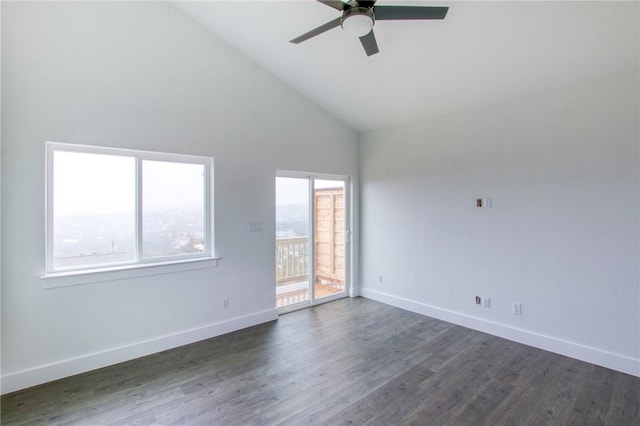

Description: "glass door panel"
275 177 311 309
313 179 346 300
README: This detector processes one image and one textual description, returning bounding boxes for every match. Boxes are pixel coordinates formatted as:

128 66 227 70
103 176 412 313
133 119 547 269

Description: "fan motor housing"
350 0 377 8
341 6 375 27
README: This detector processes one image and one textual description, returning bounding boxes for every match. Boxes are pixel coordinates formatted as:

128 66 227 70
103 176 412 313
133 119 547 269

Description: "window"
46 142 213 274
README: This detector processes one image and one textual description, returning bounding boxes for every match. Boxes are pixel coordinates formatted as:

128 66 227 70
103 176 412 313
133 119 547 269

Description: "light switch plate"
248 222 263 232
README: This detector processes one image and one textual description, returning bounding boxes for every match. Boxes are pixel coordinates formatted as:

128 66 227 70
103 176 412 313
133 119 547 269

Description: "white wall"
1 1 358 393
360 73 640 376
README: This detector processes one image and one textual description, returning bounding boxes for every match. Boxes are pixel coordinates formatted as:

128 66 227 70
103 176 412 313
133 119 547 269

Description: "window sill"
41 257 220 289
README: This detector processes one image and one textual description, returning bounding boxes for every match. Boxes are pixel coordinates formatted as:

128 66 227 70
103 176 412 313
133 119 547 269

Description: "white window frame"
43 141 216 284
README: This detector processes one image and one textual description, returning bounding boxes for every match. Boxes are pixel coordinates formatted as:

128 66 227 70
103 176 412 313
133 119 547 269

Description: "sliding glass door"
275 173 349 312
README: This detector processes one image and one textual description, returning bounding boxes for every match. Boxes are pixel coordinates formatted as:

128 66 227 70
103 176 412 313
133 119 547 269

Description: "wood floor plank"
326 364 435 425
2 297 638 425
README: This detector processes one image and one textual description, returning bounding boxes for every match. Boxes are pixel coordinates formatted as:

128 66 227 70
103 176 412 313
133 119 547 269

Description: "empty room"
1 1 639 424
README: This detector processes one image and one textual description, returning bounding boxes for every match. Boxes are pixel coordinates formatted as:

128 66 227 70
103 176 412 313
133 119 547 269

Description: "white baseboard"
1 308 278 395
361 288 640 378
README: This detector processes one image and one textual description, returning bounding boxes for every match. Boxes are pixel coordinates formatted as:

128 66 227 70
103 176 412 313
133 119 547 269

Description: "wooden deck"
276 280 344 308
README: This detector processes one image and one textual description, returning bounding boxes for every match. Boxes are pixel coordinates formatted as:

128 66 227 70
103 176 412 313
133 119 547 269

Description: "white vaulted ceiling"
174 1 639 132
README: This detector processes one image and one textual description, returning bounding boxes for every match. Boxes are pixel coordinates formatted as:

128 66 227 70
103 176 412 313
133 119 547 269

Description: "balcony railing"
275 236 309 286
276 236 345 308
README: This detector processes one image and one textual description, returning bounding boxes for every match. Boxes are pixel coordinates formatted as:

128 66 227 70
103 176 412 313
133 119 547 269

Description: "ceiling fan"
289 0 449 56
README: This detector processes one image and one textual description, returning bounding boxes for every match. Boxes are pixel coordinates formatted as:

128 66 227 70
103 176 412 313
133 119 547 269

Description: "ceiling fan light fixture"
290 1 449 56
341 7 374 37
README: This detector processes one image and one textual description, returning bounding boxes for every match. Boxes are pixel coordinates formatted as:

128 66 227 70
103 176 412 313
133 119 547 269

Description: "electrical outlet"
512 303 522 315
476 198 492 208
223 297 229 309
378 274 383 284
483 297 491 308
475 296 481 305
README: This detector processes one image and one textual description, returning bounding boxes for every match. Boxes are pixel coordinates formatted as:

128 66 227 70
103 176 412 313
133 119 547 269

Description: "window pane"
53 151 136 269
142 160 205 258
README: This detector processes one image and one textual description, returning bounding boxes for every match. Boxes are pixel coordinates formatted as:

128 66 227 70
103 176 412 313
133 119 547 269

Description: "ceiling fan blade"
316 0 347 11
359 30 379 56
374 6 449 20
289 17 343 44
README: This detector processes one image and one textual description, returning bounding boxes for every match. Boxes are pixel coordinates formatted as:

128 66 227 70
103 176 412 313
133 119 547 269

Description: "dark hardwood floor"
2 297 639 425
